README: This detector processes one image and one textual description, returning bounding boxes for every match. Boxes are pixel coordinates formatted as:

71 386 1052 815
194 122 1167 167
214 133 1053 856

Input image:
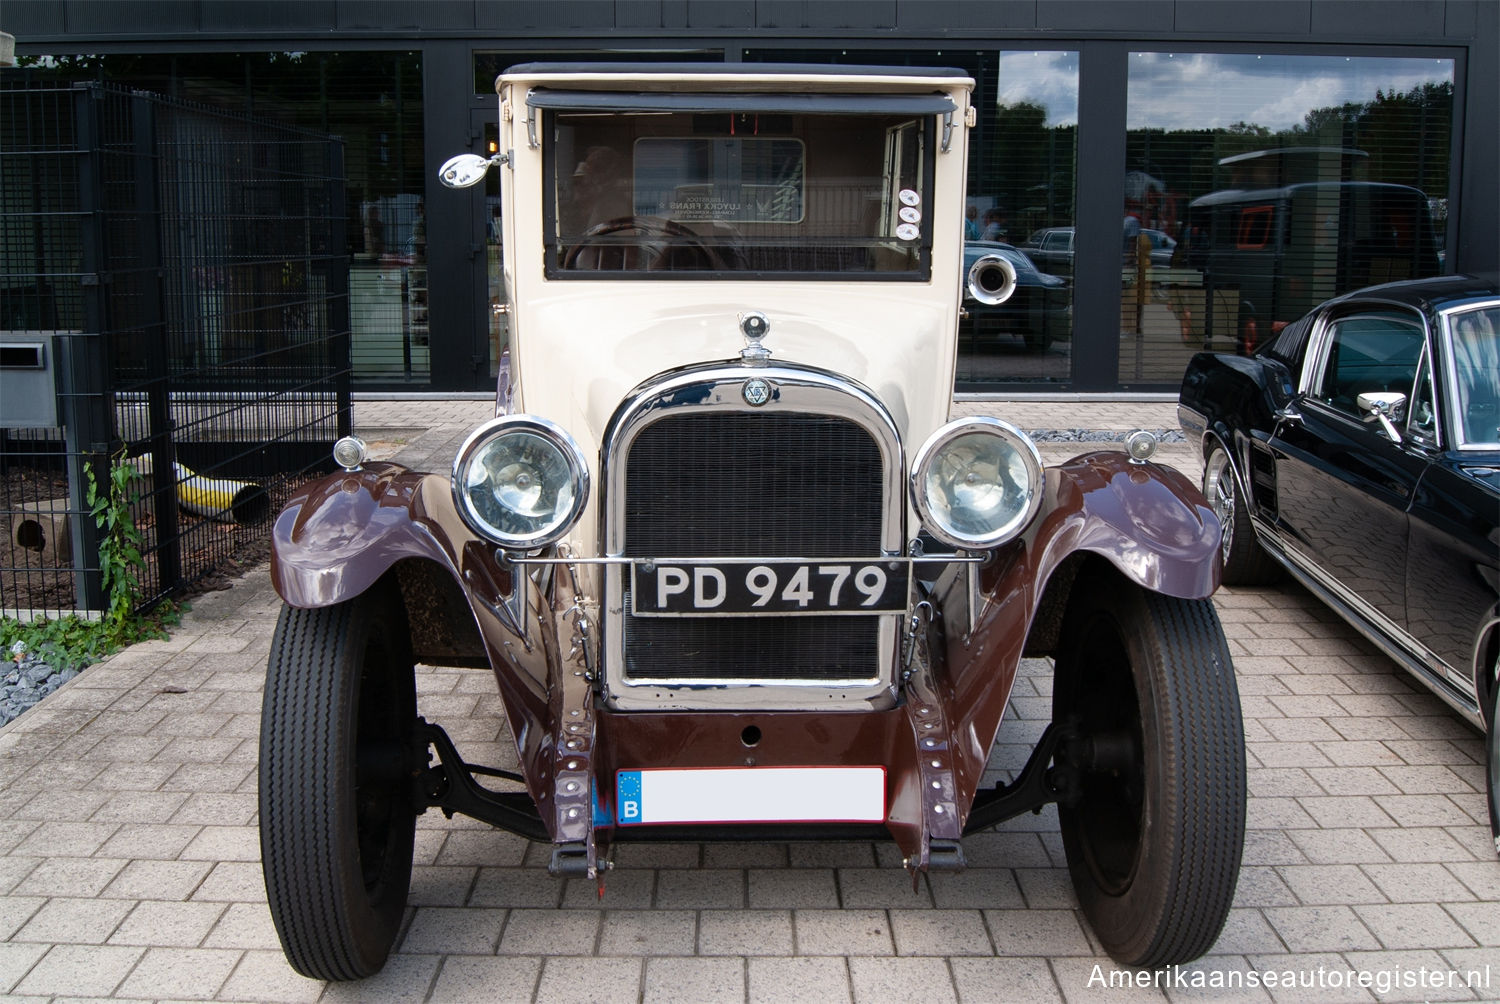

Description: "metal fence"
1 81 349 617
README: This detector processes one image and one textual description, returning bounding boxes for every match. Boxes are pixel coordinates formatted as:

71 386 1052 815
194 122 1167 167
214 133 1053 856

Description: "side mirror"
1356 390 1407 444
438 153 506 189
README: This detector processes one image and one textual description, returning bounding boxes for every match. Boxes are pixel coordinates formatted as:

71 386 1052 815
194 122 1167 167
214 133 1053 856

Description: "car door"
1268 305 1432 631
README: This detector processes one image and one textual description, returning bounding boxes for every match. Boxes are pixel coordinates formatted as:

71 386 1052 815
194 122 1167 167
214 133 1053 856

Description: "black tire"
260 584 418 981
1053 572 1246 968
1202 443 1281 586
1487 657 1499 858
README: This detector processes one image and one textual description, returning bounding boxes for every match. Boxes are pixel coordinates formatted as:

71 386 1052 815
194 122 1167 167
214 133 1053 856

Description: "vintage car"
1178 273 1499 853
959 241 1070 352
259 63 1247 981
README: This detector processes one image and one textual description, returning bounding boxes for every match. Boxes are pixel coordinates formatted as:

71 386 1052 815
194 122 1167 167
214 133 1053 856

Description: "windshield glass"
1443 303 1500 449
545 109 932 278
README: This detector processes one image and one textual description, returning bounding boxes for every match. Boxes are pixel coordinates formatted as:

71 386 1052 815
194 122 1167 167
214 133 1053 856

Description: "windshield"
545 109 933 278
1443 303 1500 449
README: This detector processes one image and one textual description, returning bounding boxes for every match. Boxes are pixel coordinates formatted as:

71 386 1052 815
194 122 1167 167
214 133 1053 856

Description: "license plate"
615 767 886 825
631 560 908 616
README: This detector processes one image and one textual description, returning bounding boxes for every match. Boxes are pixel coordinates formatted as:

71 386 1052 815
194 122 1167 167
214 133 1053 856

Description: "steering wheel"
562 216 726 272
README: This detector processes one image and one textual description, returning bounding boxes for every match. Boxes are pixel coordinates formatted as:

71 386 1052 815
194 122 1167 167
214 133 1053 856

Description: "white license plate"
615 767 886 825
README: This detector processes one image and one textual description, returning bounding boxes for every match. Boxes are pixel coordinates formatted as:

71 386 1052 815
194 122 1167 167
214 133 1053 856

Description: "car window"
545 109 933 278
1443 304 1500 448
1312 309 1425 421
1407 344 1439 444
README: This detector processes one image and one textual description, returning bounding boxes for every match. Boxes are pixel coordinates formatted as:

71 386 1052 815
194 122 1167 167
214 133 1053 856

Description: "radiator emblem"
742 377 771 407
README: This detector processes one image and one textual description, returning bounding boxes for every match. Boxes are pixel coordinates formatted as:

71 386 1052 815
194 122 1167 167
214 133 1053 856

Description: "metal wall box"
0 332 59 428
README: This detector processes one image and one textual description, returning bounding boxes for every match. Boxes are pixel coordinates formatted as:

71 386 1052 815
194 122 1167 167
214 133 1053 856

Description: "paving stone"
951 956 1063 1002
13 944 143 997
749 956 852 1003
14 896 133 944
428 955 541 1002
597 909 697 956
109 899 226 947
643 956 744 1004
985 909 1093 956
399 906 506 955
889 909 993 956
796 909 893 956
116 946 242 1000
849 956 957 1004
698 908 794 956
497 908 600 956
319 951 441 1002
534 956 643 1004
1263 905 1381 953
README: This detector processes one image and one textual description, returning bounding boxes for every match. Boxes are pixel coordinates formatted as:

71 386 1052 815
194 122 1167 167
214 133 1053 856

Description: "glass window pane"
545 109 932 278
1121 52 1453 388
960 50 1078 386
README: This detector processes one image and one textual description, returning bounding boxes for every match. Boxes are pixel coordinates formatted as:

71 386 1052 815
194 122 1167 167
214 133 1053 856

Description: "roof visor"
525 89 957 116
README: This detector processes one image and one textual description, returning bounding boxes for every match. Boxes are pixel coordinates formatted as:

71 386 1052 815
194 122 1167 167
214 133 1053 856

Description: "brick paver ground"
1 399 1495 1002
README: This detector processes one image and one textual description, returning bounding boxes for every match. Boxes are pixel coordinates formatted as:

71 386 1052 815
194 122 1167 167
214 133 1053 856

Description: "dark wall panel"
687 1 755 28
756 1 897 29
65 1 199 35
199 1 337 32
336 0 477 30
1039 0 1174 33
897 1 1040 31
2 0 65 37
1174 0 1311 35
474 1 618 30
1309 1 1446 38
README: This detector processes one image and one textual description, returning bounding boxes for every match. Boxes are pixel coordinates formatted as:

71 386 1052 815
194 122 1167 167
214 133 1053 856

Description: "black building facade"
5 0 1496 395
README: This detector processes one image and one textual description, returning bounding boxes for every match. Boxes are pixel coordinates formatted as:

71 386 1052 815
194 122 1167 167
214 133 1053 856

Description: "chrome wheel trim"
1203 450 1236 565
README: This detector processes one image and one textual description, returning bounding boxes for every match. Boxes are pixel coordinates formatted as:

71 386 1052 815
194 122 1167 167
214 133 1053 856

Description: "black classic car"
960 241 1070 352
1178 274 1500 854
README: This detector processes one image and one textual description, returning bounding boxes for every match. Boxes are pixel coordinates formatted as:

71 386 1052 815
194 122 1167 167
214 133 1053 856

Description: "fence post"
62 84 114 611
131 91 182 595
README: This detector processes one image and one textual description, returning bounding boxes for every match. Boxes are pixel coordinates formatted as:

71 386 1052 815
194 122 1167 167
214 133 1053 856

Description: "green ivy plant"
87 448 148 643
2 451 179 676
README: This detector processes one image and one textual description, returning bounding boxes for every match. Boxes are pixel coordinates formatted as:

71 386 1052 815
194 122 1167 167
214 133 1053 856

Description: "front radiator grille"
621 411 885 682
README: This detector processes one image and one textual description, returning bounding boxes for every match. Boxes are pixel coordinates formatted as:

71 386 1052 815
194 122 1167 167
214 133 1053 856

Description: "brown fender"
939 450 1222 828
270 463 480 609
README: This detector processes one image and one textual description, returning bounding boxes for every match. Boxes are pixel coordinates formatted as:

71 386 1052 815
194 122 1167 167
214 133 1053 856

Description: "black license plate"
631 560 909 616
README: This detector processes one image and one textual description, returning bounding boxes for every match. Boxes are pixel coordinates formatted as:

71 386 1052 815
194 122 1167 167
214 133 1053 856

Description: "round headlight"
452 416 590 549
910 418 1044 550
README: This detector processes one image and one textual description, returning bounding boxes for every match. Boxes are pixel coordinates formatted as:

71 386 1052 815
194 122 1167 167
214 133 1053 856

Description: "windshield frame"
540 106 939 281
1439 300 1500 451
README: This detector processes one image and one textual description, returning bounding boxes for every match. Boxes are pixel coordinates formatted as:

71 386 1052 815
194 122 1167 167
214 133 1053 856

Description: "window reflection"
1121 52 1453 387
961 50 1078 386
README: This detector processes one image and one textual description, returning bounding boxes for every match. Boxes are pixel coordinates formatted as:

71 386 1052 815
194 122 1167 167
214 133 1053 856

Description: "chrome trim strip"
599 362 907 711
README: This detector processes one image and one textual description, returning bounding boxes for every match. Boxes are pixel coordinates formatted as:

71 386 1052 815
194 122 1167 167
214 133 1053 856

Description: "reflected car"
1141 229 1177 268
1018 226 1074 277
961 241 1070 352
1019 226 1176 275
1178 274 1500 855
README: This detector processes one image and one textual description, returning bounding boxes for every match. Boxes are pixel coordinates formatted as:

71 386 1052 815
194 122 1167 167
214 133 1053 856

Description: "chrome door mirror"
1357 390 1408 443
438 153 505 189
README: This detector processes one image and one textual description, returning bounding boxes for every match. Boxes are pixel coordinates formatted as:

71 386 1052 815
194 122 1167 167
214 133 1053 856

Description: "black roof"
1329 273 1498 313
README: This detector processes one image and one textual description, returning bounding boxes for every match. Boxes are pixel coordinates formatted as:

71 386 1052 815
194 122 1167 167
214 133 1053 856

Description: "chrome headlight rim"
909 416 1044 551
451 414 591 549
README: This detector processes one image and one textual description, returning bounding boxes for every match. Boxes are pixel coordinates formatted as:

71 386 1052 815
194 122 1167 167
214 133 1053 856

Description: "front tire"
1053 572 1246 968
259 584 418 981
1203 444 1281 585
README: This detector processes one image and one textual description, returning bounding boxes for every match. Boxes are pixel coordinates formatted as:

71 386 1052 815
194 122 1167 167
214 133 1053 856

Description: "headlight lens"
452 416 589 548
910 418 1043 550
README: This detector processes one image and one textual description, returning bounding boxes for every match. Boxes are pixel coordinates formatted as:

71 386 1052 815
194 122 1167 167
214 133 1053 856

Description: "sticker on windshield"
896 222 920 241
898 188 921 207
898 206 921 224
